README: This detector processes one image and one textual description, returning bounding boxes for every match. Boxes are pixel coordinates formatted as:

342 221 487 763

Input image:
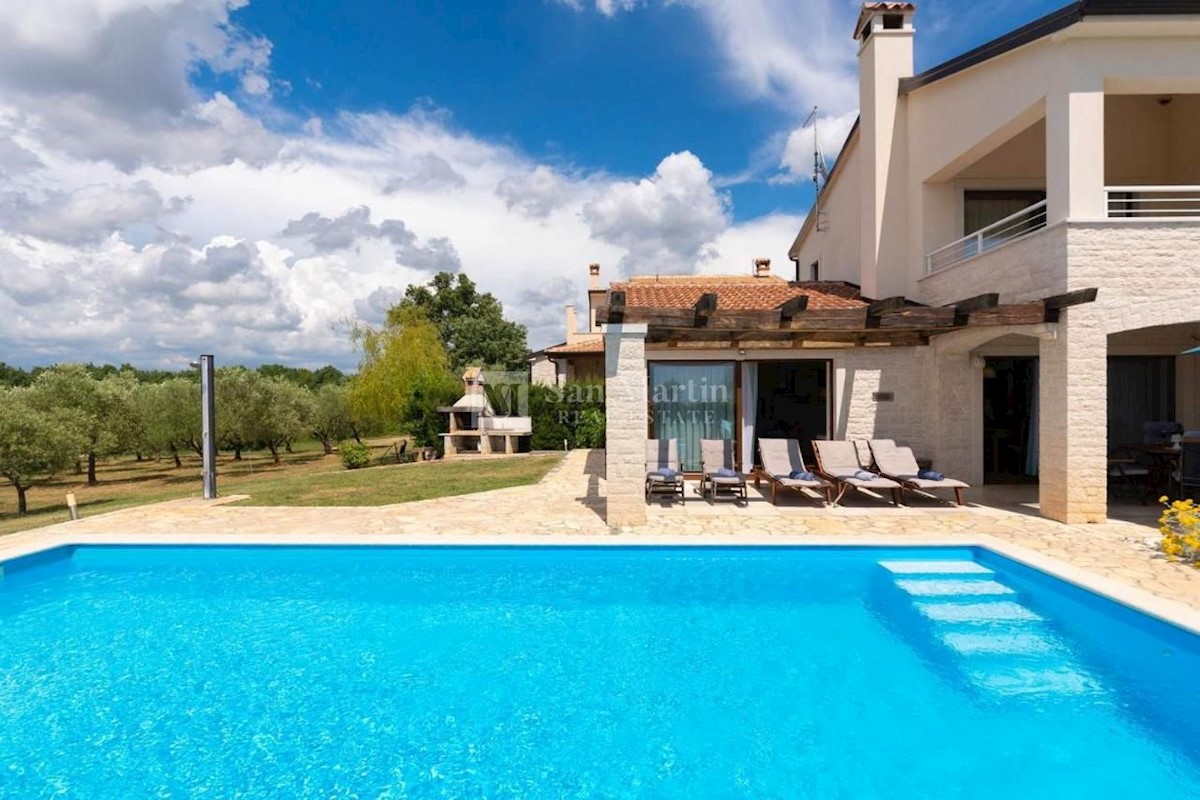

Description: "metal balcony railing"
925 199 1048 275
1105 186 1200 220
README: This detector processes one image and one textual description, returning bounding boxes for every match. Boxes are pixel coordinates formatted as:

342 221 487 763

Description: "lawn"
0 439 563 537
230 453 563 507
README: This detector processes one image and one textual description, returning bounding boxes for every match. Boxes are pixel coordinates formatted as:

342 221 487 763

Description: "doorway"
983 357 1038 484
754 361 830 465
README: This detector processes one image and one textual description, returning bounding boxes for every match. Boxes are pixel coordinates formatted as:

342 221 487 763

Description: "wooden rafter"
593 287 1098 346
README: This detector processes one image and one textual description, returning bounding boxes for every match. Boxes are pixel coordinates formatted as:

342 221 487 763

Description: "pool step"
879 559 1100 700
894 578 1014 598
878 560 993 576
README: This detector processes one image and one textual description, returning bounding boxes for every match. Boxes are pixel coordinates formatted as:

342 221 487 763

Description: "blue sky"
0 0 1066 367
231 0 1063 220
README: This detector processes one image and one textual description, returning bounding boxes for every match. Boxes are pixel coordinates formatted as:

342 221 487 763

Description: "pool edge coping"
3 530 1199 636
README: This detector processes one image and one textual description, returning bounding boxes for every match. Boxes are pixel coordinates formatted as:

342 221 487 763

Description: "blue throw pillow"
853 470 876 481
657 467 677 479
918 469 945 481
788 470 815 481
716 467 738 478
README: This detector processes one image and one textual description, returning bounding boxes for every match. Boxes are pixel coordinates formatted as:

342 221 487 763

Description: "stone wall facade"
917 223 1069 307
832 348 932 451
603 325 649 530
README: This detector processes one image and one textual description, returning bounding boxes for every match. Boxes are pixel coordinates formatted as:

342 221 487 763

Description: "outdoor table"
1125 444 1180 498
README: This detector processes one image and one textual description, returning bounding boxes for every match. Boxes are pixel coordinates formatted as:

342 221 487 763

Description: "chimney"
856 2 915 299
565 304 578 344
753 258 772 278
588 262 601 290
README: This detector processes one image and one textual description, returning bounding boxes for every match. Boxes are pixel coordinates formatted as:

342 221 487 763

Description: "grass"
0 439 563 537
230 453 563 507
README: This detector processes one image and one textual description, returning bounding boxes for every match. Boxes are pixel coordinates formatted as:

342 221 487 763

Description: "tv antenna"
803 106 830 232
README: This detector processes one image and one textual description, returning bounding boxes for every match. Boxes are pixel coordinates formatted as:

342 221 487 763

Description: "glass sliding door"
649 362 736 471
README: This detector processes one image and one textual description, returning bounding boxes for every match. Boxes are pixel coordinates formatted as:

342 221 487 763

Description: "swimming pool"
0 545 1197 798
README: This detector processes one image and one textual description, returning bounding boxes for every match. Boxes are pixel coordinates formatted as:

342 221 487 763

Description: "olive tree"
140 378 201 467
0 389 85 515
32 365 137 485
310 383 353 455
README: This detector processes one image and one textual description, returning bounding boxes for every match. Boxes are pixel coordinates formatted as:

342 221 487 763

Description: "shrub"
1159 496 1200 567
339 441 372 470
528 380 605 450
574 407 606 449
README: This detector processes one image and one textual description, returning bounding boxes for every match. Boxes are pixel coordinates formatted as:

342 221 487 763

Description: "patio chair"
645 439 685 505
1107 445 1150 504
698 438 747 504
757 438 833 506
812 440 903 506
1172 440 1200 501
867 440 969 506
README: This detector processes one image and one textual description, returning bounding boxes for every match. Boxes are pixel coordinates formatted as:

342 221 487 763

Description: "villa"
594 0 1200 527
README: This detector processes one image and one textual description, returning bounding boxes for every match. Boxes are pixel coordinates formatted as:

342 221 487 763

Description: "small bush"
339 441 372 470
1159 496 1200 567
574 407 606 448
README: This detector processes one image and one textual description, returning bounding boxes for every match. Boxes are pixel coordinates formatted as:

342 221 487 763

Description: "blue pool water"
1 546 1198 799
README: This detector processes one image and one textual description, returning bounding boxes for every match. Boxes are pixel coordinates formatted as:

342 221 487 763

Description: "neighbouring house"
528 263 605 386
601 0 1200 528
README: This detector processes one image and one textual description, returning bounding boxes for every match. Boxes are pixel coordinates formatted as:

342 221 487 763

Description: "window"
964 190 1046 236
810 260 820 281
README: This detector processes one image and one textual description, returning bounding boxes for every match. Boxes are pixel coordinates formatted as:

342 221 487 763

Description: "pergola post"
603 323 648 530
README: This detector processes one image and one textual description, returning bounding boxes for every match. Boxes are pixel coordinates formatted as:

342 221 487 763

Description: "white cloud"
774 109 859 185
583 151 730 276
0 0 817 367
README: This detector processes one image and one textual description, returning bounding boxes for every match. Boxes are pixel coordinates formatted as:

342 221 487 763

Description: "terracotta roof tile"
610 276 866 311
545 338 604 354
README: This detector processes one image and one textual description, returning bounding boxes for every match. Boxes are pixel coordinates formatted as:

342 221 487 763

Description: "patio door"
648 362 737 472
753 361 830 465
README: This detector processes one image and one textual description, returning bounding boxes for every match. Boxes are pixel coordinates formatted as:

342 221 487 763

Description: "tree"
0 389 85 515
215 367 260 460
389 272 529 371
310 384 354 455
259 379 311 463
348 307 460 444
140 378 201 467
32 366 137 486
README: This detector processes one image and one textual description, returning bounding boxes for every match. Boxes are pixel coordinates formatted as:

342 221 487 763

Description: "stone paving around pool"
5 449 1199 615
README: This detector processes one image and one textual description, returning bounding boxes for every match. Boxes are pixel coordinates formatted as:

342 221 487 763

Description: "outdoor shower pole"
199 354 217 500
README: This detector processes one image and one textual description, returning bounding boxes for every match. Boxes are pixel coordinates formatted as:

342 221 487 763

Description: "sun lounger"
812 440 903 506
645 439 685 504
866 440 969 505
698 439 747 503
757 438 833 506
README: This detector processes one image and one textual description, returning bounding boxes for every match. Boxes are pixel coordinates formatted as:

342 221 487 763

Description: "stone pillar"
1039 312 1107 523
603 324 648 530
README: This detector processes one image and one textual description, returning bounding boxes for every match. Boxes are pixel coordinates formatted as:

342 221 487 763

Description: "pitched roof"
545 338 604 355
610 275 867 311
900 0 1200 94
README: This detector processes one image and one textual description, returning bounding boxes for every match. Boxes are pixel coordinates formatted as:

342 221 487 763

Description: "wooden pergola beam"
947 292 1000 325
693 292 718 327
1042 287 1099 322
776 295 809 321
607 291 626 324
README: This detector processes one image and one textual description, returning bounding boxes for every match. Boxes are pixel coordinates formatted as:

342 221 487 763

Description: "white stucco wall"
790 132 864 286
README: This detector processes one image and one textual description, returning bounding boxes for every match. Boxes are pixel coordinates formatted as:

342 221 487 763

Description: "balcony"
1105 186 1200 220
925 200 1048 275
